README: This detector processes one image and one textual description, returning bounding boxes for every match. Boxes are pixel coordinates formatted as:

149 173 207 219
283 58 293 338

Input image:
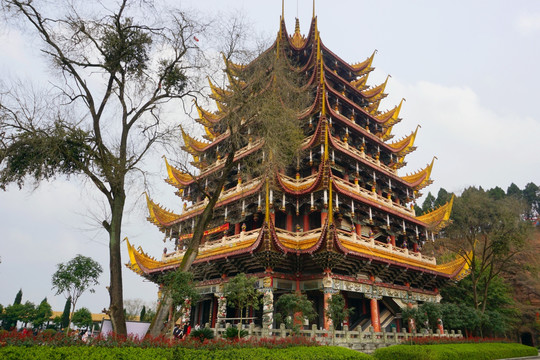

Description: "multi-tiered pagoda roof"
127 14 468 331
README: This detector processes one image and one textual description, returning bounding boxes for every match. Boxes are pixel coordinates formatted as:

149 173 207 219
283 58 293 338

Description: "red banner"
178 223 230 241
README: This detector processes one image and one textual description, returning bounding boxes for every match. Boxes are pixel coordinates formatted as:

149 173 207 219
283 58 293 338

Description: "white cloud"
516 13 540 35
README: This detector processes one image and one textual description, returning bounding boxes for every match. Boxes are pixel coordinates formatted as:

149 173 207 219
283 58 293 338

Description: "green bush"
373 342 538 360
0 346 371 360
223 326 248 339
189 327 215 341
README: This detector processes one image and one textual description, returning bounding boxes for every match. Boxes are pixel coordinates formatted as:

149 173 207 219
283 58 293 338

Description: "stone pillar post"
261 276 274 329
437 318 444 334
407 301 416 333
323 275 334 330
215 292 227 328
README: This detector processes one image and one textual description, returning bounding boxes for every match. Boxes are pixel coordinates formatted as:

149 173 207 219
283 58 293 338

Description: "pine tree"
140 305 146 322
61 297 71 330
13 289 22 305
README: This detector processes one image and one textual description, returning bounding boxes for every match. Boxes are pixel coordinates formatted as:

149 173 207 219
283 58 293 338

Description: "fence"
206 322 463 352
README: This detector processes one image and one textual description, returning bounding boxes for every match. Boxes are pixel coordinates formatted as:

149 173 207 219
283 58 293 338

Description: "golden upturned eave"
401 157 436 191
145 192 182 227
416 195 455 232
387 125 419 156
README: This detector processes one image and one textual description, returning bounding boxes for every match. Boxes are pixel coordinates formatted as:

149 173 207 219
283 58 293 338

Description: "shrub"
374 343 538 360
0 346 371 360
224 326 248 339
189 327 214 341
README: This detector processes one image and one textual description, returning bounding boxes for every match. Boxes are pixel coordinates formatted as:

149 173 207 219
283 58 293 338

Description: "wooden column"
211 296 218 328
355 223 362 236
407 301 416 333
234 223 241 235
369 297 381 332
286 213 293 231
303 213 310 232
390 235 396 247
413 242 418 252
321 210 328 225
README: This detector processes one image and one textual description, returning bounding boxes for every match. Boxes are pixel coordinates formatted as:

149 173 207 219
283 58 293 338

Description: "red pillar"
355 223 362 236
286 213 293 231
303 214 310 231
321 210 328 225
390 235 396 247
270 212 275 225
370 298 381 332
413 243 418 252
234 223 241 235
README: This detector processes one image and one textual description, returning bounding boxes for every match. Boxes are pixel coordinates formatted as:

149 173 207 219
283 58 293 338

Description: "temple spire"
313 0 315 18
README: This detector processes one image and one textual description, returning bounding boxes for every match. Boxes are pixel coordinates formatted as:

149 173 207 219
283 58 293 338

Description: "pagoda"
126 12 469 332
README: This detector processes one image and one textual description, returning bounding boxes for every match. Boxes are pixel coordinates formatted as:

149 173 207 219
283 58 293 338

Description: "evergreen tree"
61 297 71 330
140 305 146 322
421 192 436 214
33 298 53 329
71 307 93 330
434 188 451 208
507 183 522 198
13 289 22 305
522 182 539 218
224 273 261 339
488 186 506 200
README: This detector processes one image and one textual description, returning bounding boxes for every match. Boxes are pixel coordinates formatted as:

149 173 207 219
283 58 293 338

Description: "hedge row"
0 346 372 360
373 343 538 360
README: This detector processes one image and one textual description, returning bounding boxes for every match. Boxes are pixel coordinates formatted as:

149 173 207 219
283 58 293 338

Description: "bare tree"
0 0 206 335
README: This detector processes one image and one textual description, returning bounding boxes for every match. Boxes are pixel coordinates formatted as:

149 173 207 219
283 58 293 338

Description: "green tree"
487 186 506 200
223 273 261 339
507 183 522 199
0 0 205 335
13 289 22 305
326 293 354 330
421 192 436 214
32 298 53 329
522 182 539 218
19 301 36 327
1 303 23 330
51 255 102 331
434 188 452 208
443 187 533 314
275 293 316 333
140 305 146 322
61 297 71 330
71 307 93 330
158 270 199 337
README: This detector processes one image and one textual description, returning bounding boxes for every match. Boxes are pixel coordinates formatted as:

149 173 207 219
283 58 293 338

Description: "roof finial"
282 0 284 19
313 0 316 18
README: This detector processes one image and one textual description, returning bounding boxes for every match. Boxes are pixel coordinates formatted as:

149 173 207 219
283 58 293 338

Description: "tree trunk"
148 294 173 337
108 193 127 335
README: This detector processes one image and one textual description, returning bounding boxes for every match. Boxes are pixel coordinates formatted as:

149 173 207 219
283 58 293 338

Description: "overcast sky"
1 0 539 314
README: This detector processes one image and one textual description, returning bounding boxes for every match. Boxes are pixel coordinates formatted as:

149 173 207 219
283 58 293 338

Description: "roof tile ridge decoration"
400 157 436 190
221 53 245 76
320 42 375 76
163 156 192 189
331 175 425 226
386 125 420 156
145 192 182 228
415 194 455 232
381 125 394 141
289 18 307 49
207 76 232 102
